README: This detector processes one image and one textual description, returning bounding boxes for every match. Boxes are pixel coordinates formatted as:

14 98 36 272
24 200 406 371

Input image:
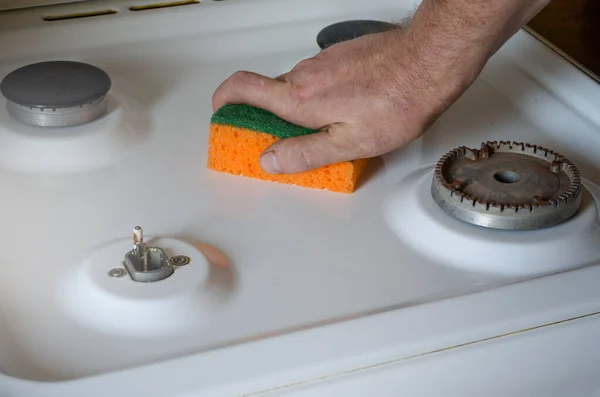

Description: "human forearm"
407 0 552 78
387 0 551 118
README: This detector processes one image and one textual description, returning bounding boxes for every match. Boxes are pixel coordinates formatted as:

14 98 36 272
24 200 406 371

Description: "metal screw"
133 226 144 245
170 255 191 266
108 268 127 278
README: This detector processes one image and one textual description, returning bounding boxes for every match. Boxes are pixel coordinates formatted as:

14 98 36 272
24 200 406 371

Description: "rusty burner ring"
431 141 582 230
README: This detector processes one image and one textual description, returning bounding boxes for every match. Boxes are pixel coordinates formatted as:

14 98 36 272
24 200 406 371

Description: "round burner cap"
1 61 111 108
431 141 582 230
1 60 111 127
316 20 397 49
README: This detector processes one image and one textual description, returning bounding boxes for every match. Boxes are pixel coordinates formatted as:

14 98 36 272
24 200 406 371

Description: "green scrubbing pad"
210 104 319 138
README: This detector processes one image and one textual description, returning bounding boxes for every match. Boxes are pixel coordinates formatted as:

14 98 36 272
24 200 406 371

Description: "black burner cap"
0 60 111 108
316 20 397 49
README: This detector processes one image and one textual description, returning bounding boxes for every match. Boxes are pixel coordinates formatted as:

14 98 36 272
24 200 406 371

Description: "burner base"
431 141 582 230
6 95 108 128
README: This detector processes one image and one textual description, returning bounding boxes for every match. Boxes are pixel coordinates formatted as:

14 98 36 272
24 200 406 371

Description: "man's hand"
212 30 449 174
212 0 551 175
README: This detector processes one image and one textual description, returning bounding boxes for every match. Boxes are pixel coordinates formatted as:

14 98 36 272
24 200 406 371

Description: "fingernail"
260 151 281 174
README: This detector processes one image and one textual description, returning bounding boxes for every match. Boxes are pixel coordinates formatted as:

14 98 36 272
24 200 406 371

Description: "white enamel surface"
385 171 600 276
262 313 600 397
0 1 599 396
0 86 150 173
60 237 211 336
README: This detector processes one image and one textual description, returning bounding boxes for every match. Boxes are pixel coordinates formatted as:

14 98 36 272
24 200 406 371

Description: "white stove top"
1 1 599 396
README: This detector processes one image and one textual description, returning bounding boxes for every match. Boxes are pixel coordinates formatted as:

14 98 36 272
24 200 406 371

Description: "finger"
212 71 290 115
259 124 366 174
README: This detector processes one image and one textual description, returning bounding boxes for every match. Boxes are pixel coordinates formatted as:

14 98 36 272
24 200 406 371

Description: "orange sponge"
207 104 369 194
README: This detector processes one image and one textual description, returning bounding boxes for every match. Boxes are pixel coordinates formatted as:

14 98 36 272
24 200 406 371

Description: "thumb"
259 124 362 174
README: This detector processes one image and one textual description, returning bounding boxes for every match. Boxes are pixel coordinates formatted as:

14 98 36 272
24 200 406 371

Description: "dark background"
529 0 600 76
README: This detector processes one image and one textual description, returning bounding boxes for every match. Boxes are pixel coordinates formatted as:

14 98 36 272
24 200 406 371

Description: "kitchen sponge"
207 104 369 193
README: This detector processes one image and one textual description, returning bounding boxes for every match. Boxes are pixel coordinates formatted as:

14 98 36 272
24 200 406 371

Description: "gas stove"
1 1 600 396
